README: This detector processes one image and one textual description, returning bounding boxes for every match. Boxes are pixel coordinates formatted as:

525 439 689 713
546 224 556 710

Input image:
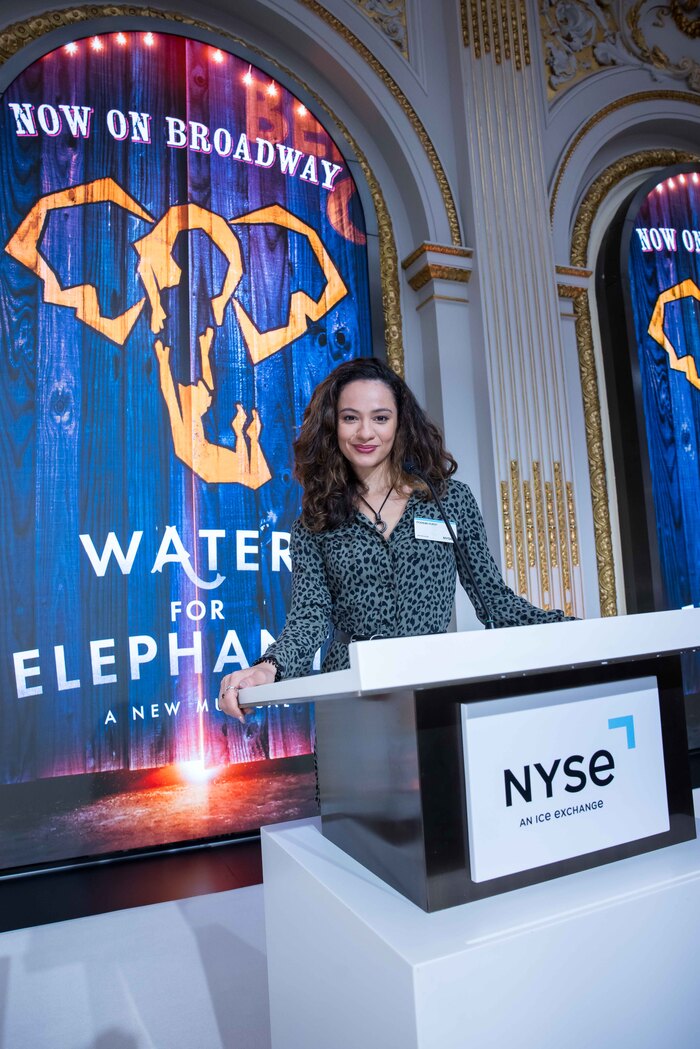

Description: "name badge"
414 515 457 543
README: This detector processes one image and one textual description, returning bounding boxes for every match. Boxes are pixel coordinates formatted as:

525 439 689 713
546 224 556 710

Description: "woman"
219 357 570 720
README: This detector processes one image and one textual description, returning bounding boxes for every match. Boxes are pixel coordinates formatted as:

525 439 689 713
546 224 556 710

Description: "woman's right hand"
218 661 278 723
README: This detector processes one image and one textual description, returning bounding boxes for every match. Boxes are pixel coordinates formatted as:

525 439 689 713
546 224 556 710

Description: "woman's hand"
218 661 278 722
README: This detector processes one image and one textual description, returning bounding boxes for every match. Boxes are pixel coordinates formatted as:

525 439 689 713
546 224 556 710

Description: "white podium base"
262 819 700 1049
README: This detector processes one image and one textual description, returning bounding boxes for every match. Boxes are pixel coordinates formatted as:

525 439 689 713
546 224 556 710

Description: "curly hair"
294 357 457 532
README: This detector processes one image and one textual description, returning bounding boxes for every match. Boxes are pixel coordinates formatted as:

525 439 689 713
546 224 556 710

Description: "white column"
459 0 586 617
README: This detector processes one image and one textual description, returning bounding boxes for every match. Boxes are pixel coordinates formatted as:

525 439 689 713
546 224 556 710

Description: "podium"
244 609 698 911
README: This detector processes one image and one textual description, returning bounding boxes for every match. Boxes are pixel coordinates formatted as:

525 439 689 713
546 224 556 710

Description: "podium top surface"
239 607 700 707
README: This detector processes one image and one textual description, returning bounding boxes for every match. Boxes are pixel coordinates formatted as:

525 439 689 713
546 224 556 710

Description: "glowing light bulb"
243 65 254 85
144 32 155 47
91 36 103 52
266 80 278 97
656 183 664 193
64 42 78 55
693 172 700 184
667 178 676 189
297 103 308 116
212 49 224 64
116 32 127 46
679 173 686 184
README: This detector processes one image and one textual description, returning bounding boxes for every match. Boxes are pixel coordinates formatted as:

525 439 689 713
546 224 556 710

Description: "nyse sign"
461 677 670 883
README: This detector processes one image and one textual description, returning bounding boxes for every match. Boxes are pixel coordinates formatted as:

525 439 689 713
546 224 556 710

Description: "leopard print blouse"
262 479 571 679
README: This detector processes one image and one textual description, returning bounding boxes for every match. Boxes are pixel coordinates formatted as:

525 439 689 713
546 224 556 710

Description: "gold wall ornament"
461 0 470 47
510 459 528 595
532 461 551 602
553 461 571 595
568 148 700 266
462 0 530 68
406 264 472 292
556 264 592 279
541 0 700 100
670 0 700 38
348 0 409 58
545 480 558 569
550 97 700 227
523 479 536 568
0 5 407 376
566 481 580 568
501 480 514 569
557 283 618 616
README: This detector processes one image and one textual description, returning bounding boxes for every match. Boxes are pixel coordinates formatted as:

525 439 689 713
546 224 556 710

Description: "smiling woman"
218 357 573 721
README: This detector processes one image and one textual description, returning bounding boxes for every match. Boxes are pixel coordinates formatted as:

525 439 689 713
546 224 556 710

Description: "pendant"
375 516 387 534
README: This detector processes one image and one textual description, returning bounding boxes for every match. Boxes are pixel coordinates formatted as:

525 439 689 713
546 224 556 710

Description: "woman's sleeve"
454 483 574 627
258 519 333 679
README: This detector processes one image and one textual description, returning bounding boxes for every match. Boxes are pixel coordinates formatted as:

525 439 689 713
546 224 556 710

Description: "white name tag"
413 515 456 543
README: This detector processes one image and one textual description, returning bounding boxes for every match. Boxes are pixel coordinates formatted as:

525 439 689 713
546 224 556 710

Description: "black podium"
243 610 699 911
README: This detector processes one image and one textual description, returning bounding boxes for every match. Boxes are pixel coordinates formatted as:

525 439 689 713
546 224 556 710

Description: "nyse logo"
504 750 615 807
503 713 637 807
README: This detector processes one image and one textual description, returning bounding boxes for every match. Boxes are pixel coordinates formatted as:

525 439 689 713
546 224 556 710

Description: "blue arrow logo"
608 715 636 749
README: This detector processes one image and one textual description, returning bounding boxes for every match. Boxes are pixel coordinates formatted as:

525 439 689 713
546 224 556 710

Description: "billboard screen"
0 29 372 870
626 169 700 738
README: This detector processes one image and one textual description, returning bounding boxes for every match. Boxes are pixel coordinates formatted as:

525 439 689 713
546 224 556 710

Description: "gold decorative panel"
504 460 580 615
462 0 531 68
349 0 408 58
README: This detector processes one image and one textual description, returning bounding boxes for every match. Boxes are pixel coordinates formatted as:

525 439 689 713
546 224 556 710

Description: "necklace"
359 488 394 534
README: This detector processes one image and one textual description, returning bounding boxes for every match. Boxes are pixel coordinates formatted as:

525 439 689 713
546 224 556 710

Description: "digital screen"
0 30 372 871
626 169 700 713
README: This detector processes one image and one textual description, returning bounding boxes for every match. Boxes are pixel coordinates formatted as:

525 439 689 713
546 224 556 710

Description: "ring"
223 685 238 693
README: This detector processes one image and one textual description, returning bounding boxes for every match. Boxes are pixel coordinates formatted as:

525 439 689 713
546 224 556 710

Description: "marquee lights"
266 80 278 97
57 34 289 79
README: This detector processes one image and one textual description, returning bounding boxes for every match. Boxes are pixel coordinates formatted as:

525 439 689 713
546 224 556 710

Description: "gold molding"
460 0 470 47
556 264 592 279
549 91 700 225
532 461 550 602
556 279 617 614
407 264 471 292
523 479 536 568
545 480 558 569
0 5 407 375
510 459 527 595
566 481 580 568
297 1 461 246
462 0 530 69
501 480 514 570
553 461 571 596
560 149 700 616
557 283 584 299
570 149 700 268
401 243 473 269
349 0 408 60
